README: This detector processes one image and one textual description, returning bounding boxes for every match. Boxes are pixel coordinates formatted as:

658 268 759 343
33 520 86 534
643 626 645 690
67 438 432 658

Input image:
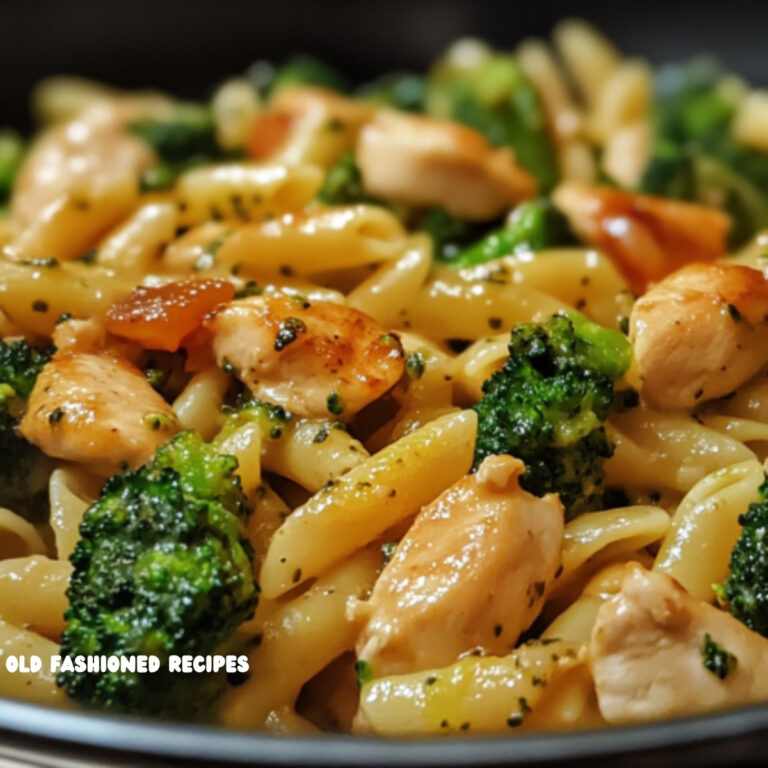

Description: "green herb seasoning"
701 633 737 679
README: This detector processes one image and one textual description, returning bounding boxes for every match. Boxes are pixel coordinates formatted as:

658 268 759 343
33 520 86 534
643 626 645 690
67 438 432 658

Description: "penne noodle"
260 410 477 597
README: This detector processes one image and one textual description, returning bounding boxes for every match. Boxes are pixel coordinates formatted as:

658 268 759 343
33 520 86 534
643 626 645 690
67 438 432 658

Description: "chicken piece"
351 455 564 676
20 352 179 472
12 99 155 227
553 181 729 293
205 294 404 419
590 564 768 723
630 263 768 410
357 110 537 220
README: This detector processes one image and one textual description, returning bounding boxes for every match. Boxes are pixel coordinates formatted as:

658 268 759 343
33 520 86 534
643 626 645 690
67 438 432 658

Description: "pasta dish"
3 18 768 737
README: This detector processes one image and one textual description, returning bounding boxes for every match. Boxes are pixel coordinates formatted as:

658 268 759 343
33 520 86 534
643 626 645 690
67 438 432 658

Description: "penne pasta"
260 410 477 597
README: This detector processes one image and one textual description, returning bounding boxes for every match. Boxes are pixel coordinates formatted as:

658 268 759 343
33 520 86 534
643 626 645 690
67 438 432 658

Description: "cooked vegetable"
427 49 558 191
58 431 258 716
0 340 54 516
358 73 427 112
0 130 25 205
418 207 492 262
129 104 240 191
641 59 768 245
269 55 349 96
718 477 768 637
316 152 377 206
441 198 572 269
219 395 292 442
472 313 632 517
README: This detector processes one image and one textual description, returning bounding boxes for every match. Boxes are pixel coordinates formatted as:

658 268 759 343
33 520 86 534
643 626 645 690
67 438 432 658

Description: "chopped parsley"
274 317 307 351
701 633 737 679
355 659 374 688
326 391 345 415
405 352 425 380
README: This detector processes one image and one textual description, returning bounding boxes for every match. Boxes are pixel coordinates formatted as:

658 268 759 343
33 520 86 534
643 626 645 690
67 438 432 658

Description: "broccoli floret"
0 339 53 515
472 313 631 517
58 431 258 717
717 478 768 637
418 207 494 262
316 152 376 206
0 130 25 205
640 58 768 245
219 395 292 442
269 55 349 96
358 73 427 112
129 104 241 191
439 198 573 269
427 50 558 191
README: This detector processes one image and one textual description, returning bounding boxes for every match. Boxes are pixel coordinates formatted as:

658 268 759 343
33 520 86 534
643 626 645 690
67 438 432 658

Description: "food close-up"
4 8 768 762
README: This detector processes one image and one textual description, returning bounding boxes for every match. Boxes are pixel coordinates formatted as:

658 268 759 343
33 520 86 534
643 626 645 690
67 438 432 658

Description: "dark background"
2 0 768 132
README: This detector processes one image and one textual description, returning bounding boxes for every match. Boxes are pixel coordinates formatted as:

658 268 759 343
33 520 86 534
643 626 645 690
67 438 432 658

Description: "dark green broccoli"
316 152 377 206
58 431 258 717
358 73 427 112
472 313 631 517
0 130 25 205
269 55 349 96
427 51 558 191
219 395 292 442
701 633 737 679
439 198 573 269
0 339 54 516
640 59 768 245
418 207 495 262
129 104 241 192
717 477 768 637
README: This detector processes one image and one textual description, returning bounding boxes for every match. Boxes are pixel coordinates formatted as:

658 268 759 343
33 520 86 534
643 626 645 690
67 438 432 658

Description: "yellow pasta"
588 59 652 143
0 556 70 640
10 176 138 261
654 459 764 601
0 508 48 559
605 407 756 493
96 201 178 273
261 419 370 492
172 367 231 440
209 204 407 278
176 163 323 226
401 267 567 342
48 467 100 559
356 640 588 735
553 19 621 107
465 249 631 331
268 91 371 170
260 409 477 597
346 234 432 326
0 620 71 707
560 505 670 584
219 547 382 728
211 79 262 151
516 39 583 145
245 484 291 571
0 258 133 335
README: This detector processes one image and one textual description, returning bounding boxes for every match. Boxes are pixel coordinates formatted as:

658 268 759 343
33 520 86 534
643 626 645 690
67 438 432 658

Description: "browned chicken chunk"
352 455 564 676
590 564 768 723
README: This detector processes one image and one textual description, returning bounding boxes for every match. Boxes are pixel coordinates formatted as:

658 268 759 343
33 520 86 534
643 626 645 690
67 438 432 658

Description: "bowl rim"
2 696 768 765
